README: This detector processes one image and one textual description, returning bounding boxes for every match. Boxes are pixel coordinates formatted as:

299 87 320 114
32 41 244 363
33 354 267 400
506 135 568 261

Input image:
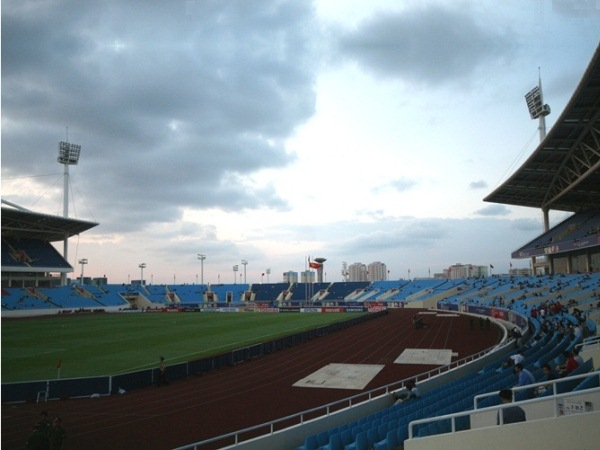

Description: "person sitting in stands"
392 380 420 405
413 314 427 330
572 348 584 366
557 350 579 377
514 363 535 399
497 389 526 425
535 363 557 396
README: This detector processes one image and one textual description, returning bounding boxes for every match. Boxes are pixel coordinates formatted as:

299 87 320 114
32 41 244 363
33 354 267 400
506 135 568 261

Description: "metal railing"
172 337 512 449
408 371 600 439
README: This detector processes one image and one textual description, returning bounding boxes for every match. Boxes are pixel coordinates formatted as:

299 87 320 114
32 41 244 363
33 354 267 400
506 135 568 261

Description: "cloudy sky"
2 1 599 285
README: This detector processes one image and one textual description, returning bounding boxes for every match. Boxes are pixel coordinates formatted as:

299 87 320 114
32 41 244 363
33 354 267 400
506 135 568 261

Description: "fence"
2 311 382 403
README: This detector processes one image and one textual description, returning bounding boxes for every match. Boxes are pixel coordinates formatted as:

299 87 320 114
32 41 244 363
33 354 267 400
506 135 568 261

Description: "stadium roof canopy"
1 204 99 242
484 42 600 213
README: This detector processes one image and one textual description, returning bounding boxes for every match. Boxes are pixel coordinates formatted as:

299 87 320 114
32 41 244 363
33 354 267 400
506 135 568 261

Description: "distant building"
367 261 388 281
283 271 298 283
348 263 367 282
444 263 489 279
347 261 388 281
300 270 315 283
509 267 533 276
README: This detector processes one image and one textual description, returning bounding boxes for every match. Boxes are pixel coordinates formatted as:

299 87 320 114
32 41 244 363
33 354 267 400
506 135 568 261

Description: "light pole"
241 259 248 284
78 258 88 285
139 263 146 286
57 140 81 286
266 268 270 283
197 254 206 284
233 265 238 284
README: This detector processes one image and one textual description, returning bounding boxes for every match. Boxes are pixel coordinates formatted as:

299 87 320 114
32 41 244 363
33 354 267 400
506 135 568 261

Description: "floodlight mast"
524 69 551 143
57 140 81 286
524 70 551 233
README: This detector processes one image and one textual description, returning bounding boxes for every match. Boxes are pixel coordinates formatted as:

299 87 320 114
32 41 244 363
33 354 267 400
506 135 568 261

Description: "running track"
2 309 501 449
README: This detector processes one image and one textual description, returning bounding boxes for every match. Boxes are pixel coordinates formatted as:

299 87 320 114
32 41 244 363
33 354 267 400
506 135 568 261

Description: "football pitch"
1 312 357 383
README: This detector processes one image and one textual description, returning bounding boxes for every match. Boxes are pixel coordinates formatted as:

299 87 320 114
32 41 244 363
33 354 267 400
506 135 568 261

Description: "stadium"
2 42 600 450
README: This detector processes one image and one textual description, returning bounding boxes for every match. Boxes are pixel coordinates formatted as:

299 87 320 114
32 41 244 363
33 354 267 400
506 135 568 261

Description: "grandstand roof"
1 206 98 241
484 42 600 213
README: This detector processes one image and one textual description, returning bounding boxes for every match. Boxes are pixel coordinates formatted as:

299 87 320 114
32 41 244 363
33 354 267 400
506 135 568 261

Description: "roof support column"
542 207 550 232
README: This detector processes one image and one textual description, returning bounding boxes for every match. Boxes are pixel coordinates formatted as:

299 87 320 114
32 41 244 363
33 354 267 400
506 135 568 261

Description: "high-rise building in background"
443 263 489 279
348 263 367 281
300 270 315 283
283 271 298 283
347 261 388 281
367 261 387 281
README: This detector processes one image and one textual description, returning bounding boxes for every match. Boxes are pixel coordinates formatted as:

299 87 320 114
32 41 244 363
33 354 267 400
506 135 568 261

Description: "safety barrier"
2 311 382 403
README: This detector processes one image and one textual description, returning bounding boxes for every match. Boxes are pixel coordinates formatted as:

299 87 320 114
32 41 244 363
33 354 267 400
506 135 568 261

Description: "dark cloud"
474 204 511 216
1 0 317 231
337 5 514 85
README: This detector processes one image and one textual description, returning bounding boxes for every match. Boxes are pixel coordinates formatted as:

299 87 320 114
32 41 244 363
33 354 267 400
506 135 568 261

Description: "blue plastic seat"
297 434 318 450
344 430 368 450
373 428 400 450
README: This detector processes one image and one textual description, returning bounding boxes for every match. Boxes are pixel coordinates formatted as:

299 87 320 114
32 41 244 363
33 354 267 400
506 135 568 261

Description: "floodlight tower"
524 69 552 232
524 70 551 143
241 259 248 284
57 140 81 286
197 254 206 284
79 258 88 285
233 265 239 284
139 263 146 286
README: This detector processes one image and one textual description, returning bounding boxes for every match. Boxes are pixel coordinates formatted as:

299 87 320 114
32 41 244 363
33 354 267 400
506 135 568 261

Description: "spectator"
535 363 557 396
392 380 420 405
514 363 535 399
37 411 51 437
26 423 48 450
511 327 523 348
413 314 428 330
573 348 584 366
557 350 579 377
509 352 525 366
157 356 169 387
497 389 526 425
48 416 66 450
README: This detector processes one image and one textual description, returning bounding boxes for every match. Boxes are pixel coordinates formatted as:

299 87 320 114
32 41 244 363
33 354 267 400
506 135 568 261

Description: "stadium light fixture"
78 258 88 285
57 141 82 165
197 254 206 285
524 70 551 143
233 265 239 284
139 263 146 286
57 140 82 286
241 259 248 284
524 86 551 120
266 268 271 283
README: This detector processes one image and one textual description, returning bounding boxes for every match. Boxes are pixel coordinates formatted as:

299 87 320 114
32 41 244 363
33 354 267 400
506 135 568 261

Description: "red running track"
1 309 501 450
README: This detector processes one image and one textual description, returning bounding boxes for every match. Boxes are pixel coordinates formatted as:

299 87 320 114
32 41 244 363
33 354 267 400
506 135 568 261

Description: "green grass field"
1 312 355 383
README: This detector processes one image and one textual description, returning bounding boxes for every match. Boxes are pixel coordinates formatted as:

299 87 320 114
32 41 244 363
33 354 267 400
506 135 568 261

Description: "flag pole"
56 360 62 379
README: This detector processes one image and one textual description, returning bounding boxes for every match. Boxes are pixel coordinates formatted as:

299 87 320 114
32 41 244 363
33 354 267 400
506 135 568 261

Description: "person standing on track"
48 416 66 450
158 356 169 387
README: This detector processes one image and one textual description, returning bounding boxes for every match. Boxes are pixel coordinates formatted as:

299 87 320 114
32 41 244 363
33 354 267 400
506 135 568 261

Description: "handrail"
408 371 600 439
408 383 600 440
172 332 514 449
473 370 600 409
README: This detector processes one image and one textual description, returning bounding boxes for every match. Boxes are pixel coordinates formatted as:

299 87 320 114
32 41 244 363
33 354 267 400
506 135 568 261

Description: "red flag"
56 360 62 369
